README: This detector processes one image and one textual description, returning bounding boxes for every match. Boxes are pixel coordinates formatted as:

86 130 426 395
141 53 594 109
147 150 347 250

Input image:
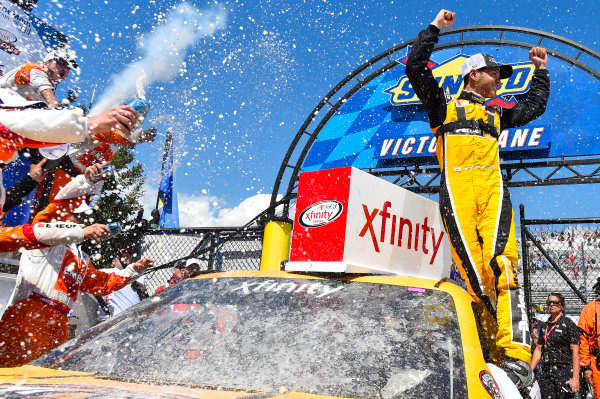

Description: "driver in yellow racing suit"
406 9 550 390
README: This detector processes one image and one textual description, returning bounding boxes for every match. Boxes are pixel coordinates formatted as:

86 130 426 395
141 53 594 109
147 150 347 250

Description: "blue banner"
157 135 179 228
302 45 600 172
2 154 36 226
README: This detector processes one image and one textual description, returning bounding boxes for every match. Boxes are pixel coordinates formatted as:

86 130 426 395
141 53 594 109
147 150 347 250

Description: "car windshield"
35 276 467 398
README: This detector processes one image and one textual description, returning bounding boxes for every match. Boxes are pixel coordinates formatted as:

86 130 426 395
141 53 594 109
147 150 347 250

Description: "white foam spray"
90 3 227 115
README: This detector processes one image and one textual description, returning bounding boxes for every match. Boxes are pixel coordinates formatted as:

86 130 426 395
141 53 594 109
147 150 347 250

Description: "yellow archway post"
260 219 293 271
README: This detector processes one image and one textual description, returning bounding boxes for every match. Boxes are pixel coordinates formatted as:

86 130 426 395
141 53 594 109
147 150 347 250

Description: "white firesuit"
0 175 140 366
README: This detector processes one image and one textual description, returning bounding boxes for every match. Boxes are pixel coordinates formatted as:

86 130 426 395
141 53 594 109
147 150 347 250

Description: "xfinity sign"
287 167 453 279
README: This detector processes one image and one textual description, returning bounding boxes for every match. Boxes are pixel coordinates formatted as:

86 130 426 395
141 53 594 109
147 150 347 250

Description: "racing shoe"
501 357 534 390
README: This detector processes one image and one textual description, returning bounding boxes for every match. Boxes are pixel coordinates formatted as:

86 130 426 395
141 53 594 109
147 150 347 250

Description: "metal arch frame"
269 25 600 216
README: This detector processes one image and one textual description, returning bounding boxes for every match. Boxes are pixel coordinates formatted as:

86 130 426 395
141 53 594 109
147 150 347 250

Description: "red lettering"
359 205 380 253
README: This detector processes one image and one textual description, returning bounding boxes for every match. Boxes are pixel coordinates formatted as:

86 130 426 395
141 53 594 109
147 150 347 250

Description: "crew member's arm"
530 343 542 370
3 158 52 213
3 159 49 213
500 47 550 129
81 258 154 296
405 9 455 131
0 222 84 252
22 67 60 108
566 342 580 393
0 105 139 145
39 89 59 108
32 170 101 224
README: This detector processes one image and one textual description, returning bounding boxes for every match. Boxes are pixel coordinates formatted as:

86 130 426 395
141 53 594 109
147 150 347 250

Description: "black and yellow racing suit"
406 24 550 365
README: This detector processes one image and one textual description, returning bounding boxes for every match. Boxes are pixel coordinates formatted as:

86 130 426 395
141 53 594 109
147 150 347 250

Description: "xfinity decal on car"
298 200 343 228
231 280 345 298
0 29 17 43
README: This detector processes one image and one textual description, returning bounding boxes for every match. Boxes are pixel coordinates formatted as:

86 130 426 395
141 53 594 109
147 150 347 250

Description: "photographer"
98 248 148 321
531 293 580 398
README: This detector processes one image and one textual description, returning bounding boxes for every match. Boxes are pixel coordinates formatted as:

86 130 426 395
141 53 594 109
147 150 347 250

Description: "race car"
0 270 511 398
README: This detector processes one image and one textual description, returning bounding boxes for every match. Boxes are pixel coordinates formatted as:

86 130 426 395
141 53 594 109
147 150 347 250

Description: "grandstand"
523 224 600 317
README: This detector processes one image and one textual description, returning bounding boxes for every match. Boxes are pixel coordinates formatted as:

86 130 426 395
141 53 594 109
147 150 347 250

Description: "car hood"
0 366 344 398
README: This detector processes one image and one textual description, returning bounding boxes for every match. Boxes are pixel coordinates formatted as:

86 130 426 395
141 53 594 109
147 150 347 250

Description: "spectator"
0 169 153 366
531 293 580 398
185 258 204 278
0 49 77 107
98 248 147 321
154 261 187 294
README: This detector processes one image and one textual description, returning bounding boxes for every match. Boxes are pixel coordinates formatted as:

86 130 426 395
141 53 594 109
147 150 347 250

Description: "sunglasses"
547 300 562 307
54 58 71 68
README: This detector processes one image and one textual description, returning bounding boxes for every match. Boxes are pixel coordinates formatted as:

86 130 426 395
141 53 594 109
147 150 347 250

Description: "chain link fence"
124 226 264 295
521 207 600 321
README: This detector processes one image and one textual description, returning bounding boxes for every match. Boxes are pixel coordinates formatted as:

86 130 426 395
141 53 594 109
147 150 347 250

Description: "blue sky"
31 0 600 226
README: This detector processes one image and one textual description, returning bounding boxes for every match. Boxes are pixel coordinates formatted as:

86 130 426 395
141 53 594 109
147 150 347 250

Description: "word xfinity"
359 201 445 264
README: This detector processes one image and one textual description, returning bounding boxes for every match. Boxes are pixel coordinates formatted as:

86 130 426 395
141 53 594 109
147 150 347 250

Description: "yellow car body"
0 271 503 398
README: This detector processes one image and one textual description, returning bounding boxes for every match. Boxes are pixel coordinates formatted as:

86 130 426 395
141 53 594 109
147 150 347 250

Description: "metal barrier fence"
124 226 264 295
520 205 600 324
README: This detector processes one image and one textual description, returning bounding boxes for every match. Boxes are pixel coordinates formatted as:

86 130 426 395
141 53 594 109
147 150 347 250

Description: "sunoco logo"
384 53 535 107
479 370 502 399
298 200 343 228
0 29 16 43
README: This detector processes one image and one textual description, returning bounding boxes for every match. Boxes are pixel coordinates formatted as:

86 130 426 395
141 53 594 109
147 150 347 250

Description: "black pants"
540 365 576 399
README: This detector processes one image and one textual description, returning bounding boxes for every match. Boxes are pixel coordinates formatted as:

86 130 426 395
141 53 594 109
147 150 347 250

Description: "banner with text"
302 45 600 171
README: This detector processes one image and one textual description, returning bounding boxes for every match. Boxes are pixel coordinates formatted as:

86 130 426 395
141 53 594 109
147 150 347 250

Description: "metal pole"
524 228 587 303
520 204 533 331
583 241 587 298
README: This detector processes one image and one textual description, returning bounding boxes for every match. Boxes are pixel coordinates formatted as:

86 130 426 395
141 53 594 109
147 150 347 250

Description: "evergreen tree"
83 146 146 268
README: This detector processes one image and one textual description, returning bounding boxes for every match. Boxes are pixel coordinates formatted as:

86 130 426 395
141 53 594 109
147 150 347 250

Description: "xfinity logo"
359 201 445 265
0 29 16 43
298 200 343 228
232 280 344 298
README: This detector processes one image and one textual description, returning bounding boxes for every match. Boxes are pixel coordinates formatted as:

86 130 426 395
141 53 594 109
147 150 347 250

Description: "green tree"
83 146 146 268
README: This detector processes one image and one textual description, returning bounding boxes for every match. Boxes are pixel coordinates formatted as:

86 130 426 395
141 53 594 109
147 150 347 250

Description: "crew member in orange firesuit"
406 9 549 390
578 278 600 398
0 164 153 366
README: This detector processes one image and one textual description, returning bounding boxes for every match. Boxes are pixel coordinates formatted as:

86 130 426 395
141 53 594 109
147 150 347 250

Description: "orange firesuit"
406 24 549 364
0 176 139 366
578 300 600 398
